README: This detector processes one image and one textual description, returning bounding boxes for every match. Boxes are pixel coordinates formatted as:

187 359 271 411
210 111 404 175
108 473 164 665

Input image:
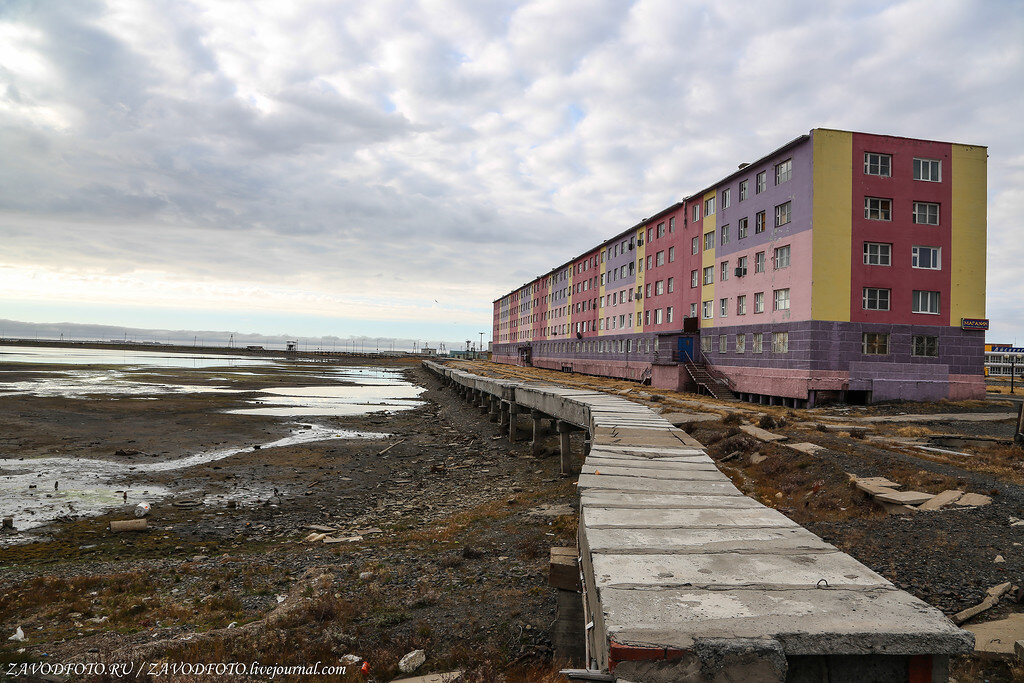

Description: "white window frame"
693 204 701 222
754 291 764 313
720 261 729 281
774 201 791 228
752 332 763 353
754 251 765 273
668 246 675 262
738 217 748 239
736 334 745 353
774 288 790 310
667 277 674 293
702 300 713 319
913 158 941 182
666 306 673 323
705 197 715 216
772 331 789 353
863 242 891 266
655 280 664 296
756 170 766 194
912 246 941 270
739 179 749 201
775 158 792 185
864 152 892 177
704 232 715 251
913 201 940 225
737 295 746 315
912 290 940 315
691 237 699 255
691 270 699 288
720 225 730 245
720 298 728 317
774 245 791 269
864 197 892 221
721 188 731 209
702 266 714 285
912 335 939 357
862 287 891 311
719 334 727 353
755 211 765 233
656 251 665 266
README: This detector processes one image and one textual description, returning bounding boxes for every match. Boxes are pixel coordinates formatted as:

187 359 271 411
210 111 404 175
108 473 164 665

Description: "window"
862 287 891 311
667 277 674 293
774 201 791 228
655 309 663 324
719 334 727 353
772 332 789 353
736 334 745 353
914 158 941 182
754 251 765 273
739 179 749 201
774 245 791 268
756 170 766 193
705 197 715 216
912 290 940 314
704 232 715 250
752 332 763 353
864 152 891 177
720 298 728 317
666 307 673 323
754 291 764 313
690 303 697 318
912 335 939 357
863 242 892 266
737 255 748 274
864 197 892 221
691 237 699 255
668 246 675 262
669 217 675 233
755 210 766 233
912 246 941 269
913 202 940 225
656 251 665 266
702 300 713 319
657 222 665 238
701 336 711 353
655 280 664 295
720 225 730 245
693 205 701 222
774 288 790 310
703 266 714 285
775 158 792 185
720 261 729 281
722 188 731 209
691 270 699 288
738 217 748 239
644 310 650 325
647 255 653 269
737 294 746 315
862 332 889 355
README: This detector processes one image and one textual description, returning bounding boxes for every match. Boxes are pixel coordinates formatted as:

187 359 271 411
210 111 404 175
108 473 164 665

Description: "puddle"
228 383 425 416
0 423 387 543
0 345 276 368
0 369 237 398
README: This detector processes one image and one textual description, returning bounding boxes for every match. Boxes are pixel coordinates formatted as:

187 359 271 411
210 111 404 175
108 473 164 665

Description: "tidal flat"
0 347 577 681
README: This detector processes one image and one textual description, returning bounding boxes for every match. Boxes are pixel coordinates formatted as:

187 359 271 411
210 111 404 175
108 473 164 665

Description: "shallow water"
0 424 387 542
0 345 275 368
229 382 425 416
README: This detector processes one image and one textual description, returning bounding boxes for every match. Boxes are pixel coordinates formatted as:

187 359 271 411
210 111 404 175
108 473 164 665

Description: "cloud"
0 0 1021 341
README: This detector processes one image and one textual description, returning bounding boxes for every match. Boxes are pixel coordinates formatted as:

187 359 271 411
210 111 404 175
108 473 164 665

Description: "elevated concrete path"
423 361 972 682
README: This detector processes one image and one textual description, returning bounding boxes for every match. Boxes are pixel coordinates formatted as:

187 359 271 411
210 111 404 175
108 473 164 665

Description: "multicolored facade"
492 129 988 406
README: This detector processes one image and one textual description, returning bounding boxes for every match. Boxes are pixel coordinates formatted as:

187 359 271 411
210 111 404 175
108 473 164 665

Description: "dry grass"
894 425 935 438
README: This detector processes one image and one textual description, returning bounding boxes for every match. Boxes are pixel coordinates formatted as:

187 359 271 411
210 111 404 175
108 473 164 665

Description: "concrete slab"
873 490 934 506
590 551 890 590
660 411 721 425
581 458 718 471
739 425 788 442
956 493 993 507
964 614 1024 658
855 481 902 497
919 490 964 511
851 475 903 490
596 586 973 657
582 506 799 530
584 526 836 554
787 442 827 455
576 474 739 495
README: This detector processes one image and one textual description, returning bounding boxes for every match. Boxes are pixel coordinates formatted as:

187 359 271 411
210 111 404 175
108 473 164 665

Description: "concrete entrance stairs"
683 361 737 400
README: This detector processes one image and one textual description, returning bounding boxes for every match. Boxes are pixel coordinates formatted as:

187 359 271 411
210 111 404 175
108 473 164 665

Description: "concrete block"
964 614 1024 658
873 490 934 506
739 425 788 442
919 490 964 511
550 547 580 591
580 465 730 482
576 474 738 496
584 526 836 555
580 491 757 510
851 475 903 491
582 506 799 530
955 493 993 507
788 442 827 455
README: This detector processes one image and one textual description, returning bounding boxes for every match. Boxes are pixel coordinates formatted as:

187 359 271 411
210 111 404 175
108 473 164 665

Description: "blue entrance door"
677 337 694 361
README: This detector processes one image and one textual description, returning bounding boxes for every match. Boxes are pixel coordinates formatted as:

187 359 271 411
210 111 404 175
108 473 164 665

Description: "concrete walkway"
423 361 972 682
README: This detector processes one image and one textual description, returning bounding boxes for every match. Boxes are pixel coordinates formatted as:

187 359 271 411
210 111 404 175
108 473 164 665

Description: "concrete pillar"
509 403 522 442
478 391 489 414
499 400 510 427
531 410 545 456
488 396 499 423
557 420 572 475
583 432 591 457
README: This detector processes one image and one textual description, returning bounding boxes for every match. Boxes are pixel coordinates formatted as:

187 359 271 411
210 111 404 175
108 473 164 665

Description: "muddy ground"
0 361 579 682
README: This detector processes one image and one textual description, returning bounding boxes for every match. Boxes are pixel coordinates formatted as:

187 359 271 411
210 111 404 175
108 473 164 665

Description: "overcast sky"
1 0 1022 346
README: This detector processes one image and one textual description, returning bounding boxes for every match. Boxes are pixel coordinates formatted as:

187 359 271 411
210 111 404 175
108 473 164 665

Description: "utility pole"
1012 356 1017 395
479 331 485 354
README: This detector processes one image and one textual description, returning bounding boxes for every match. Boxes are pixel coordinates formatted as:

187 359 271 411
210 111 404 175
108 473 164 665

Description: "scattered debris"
995 555 1006 564
956 493 993 507
340 654 362 666
919 490 964 511
964 613 1024 658
873 490 934 506
378 439 406 456
134 502 151 518
954 582 1013 625
109 519 148 533
8 627 24 642
739 425 787 442
788 442 826 455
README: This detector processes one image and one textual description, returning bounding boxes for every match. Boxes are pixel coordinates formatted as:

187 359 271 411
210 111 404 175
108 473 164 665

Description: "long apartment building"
492 129 988 406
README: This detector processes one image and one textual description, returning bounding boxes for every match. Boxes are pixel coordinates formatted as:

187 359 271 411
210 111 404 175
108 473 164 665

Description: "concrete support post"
488 396 499 423
531 409 545 456
499 400 510 427
583 431 591 457
557 420 572 476
478 391 489 414
509 403 522 442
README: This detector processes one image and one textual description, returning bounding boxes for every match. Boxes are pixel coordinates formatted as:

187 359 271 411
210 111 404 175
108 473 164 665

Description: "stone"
392 673 463 683
964 614 1024 658
996 555 1006 563
359 571 374 580
872 490 934 506
398 649 426 673
918 490 964 511
955 493 993 507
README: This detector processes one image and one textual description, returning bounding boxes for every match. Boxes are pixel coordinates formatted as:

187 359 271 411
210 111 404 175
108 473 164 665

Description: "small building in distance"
985 343 1024 378
492 128 988 406
285 340 298 352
